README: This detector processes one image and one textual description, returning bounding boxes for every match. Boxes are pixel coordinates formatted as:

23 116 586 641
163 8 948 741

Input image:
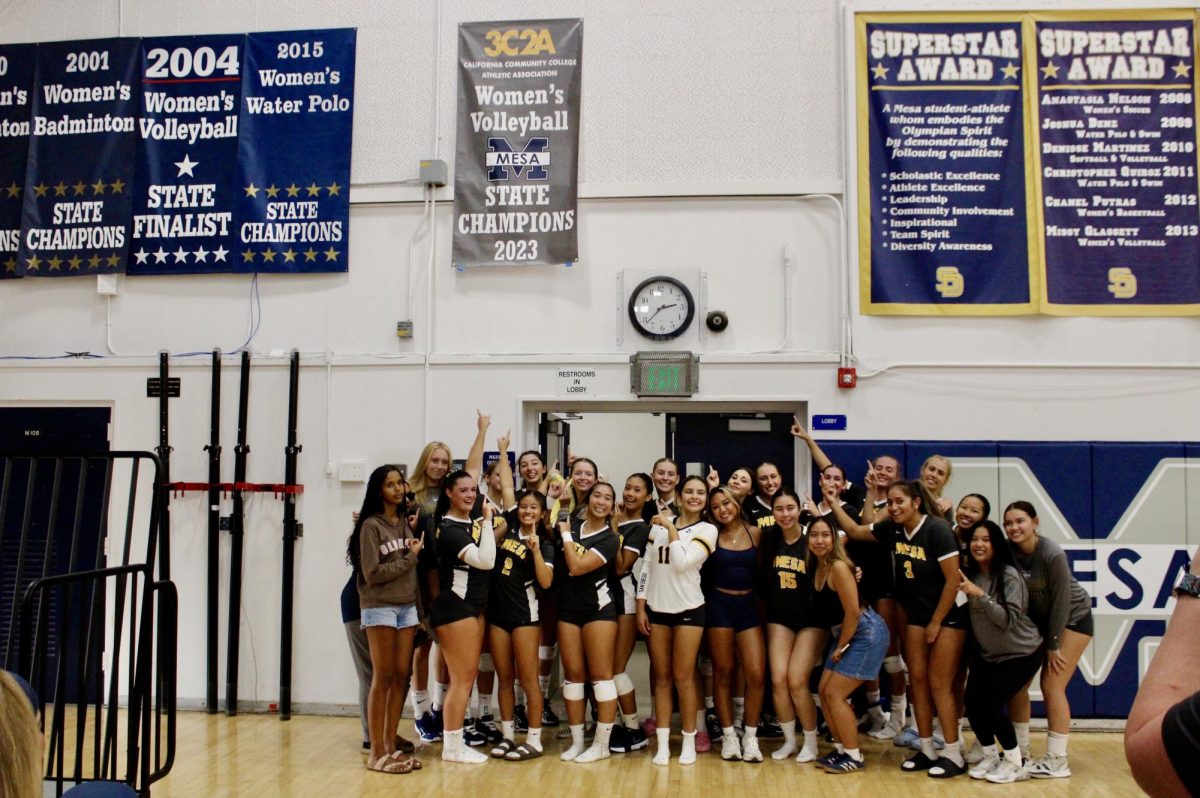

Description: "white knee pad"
478 653 493 673
539 645 556 660
562 680 585 701
593 679 618 703
884 655 906 675
698 655 713 677
614 672 634 696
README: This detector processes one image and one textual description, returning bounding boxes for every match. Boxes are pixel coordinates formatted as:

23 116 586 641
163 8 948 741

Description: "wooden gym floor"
148 711 1139 797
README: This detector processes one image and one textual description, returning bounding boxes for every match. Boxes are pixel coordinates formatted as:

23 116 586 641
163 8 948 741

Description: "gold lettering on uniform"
772 555 807 573
895 542 926 561
757 515 776 528
501 537 528 558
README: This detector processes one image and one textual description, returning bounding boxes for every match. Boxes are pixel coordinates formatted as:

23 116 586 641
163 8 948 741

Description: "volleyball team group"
343 411 1093 782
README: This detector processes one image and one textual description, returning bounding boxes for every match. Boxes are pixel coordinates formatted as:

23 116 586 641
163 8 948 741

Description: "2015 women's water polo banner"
856 10 1200 316
5 28 355 279
453 19 582 269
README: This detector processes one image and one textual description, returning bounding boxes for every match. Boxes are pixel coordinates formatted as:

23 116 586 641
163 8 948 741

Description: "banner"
453 19 582 268
0 44 34 280
18 38 140 277
1031 13 1200 314
128 35 243 276
857 15 1037 314
233 29 355 274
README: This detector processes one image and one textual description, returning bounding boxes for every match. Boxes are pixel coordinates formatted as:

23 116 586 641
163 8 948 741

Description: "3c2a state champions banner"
453 20 581 268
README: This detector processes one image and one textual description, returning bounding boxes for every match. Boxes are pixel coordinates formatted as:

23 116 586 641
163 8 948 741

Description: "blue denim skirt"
825 606 889 681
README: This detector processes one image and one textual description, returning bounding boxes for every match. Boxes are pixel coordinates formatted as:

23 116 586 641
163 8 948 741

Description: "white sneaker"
1028 753 1071 779
443 745 489 764
985 759 1031 784
964 740 985 765
969 754 1001 780
741 735 763 763
771 741 797 761
721 734 743 761
574 742 610 763
870 711 902 740
865 716 888 737
796 743 819 763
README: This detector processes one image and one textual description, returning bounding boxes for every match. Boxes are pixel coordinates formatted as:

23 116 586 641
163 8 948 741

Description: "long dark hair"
954 493 992 547
514 489 550 536
963 519 1015 608
885 479 945 521
435 469 476 524
347 465 403 576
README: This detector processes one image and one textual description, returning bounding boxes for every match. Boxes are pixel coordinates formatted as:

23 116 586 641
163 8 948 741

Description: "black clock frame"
627 275 696 341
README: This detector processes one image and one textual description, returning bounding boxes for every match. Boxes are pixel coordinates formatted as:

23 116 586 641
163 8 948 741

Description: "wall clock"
627 276 695 341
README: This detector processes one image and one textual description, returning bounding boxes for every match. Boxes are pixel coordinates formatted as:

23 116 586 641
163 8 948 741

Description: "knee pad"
593 679 618 703
884 655 906 675
478 653 493 673
698 656 713 677
562 680 585 701
613 672 634 696
539 645 556 660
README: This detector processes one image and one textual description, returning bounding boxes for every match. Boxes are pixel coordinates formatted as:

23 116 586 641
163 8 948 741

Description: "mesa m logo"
486 137 550 181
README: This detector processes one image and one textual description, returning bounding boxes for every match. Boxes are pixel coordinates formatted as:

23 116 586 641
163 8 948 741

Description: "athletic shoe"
415 711 442 743
706 710 722 740
463 723 488 748
1028 752 1071 779
822 752 865 773
969 754 1001 780
869 711 903 740
695 730 711 753
1020 745 1031 762
741 735 763 763
815 750 839 767
608 725 631 753
928 755 966 778
758 714 783 739
964 740 985 765
893 726 919 748
985 759 1031 783
513 704 529 733
721 733 743 761
626 726 649 751
430 708 445 735
477 714 502 745
542 706 561 727
864 716 889 738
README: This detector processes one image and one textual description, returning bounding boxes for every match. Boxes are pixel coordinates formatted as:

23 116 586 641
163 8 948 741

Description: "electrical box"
420 159 447 187
338 459 367 482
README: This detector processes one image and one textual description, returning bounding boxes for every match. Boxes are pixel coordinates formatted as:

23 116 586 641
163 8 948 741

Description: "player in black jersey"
609 473 653 753
746 461 782 527
486 490 554 760
555 482 622 763
830 480 968 778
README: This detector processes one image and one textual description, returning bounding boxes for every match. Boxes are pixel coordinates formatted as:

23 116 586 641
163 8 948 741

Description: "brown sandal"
390 751 422 771
366 754 412 774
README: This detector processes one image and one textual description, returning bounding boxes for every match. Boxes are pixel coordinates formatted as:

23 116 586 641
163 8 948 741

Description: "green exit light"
630 352 698 396
644 365 681 393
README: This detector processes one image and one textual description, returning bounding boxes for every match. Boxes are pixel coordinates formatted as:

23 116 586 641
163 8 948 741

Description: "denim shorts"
361 604 419 630
825 606 889 681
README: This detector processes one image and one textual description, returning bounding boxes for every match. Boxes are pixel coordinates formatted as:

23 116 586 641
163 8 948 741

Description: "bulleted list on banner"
453 19 582 268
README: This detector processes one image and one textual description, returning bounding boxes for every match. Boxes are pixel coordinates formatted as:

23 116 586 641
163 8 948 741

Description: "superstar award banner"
1031 12 1200 315
0 44 34 280
857 15 1037 314
18 38 140 277
453 19 582 268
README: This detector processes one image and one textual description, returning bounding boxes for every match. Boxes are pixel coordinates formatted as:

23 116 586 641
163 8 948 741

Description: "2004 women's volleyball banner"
453 19 582 268
856 15 1037 315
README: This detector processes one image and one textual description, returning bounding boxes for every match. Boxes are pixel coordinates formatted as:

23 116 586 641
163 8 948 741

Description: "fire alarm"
705 310 729 332
837 367 857 389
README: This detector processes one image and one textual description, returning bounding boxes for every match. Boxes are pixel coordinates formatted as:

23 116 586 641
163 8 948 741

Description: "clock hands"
645 302 678 322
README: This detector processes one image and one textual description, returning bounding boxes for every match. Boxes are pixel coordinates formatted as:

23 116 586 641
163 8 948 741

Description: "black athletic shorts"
558 604 618 626
430 591 483 628
647 605 706 628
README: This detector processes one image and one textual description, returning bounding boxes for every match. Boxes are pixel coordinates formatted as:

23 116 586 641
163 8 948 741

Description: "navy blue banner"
128 35 243 275
1034 17 1200 313
0 44 34 280
18 38 139 276
233 29 355 274
859 18 1035 314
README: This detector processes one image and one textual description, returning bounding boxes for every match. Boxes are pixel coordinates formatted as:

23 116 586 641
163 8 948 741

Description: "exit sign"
630 352 699 396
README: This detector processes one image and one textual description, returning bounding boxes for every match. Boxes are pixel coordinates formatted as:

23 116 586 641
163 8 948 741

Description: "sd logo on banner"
453 19 582 268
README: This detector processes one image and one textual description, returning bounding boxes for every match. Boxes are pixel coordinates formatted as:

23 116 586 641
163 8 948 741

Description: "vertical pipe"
156 351 171 581
205 350 222 714
279 350 300 720
226 351 251 716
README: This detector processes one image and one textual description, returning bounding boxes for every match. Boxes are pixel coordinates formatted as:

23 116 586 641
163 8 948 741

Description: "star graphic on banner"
326 181 341 196
872 62 889 80
1041 61 1060 79
33 182 48 197
153 247 168 264
53 182 68 197
303 248 318 262
4 182 19 198
91 180 107 195
194 246 209 262
242 248 256 262
286 183 300 197
213 246 229 262
73 181 87 196
265 184 280 198
1001 62 1020 80
173 247 189 263
324 247 340 262
67 255 82 270
306 183 321 197
106 253 120 268
4 256 16 273
25 254 40 271
282 248 297 263
110 178 125 194
245 183 260 198
1174 61 1192 78
87 253 101 269
134 248 149 264
175 154 199 178
47 255 62 271
261 248 277 262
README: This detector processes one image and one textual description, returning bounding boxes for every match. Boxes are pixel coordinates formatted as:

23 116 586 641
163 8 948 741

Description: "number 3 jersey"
869 515 958 623
638 520 718 613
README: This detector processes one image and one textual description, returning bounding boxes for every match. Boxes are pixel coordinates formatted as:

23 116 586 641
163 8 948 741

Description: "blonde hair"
410 441 452 511
0 671 41 798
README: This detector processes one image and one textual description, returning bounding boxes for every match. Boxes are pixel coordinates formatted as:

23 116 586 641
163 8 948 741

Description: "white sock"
526 727 542 751
412 688 430 717
733 697 745 726
479 695 492 718
433 681 448 710
982 743 998 759
705 695 715 710
782 719 797 746
515 685 525 705
920 737 936 760
845 747 862 762
501 720 514 739
723 726 736 739
593 721 613 749
538 674 550 695
680 730 697 765
1046 731 1068 757
622 711 639 730
1002 746 1021 766
1013 721 1030 749
944 744 964 767
469 685 480 718
444 728 463 752
695 709 705 732
835 742 845 754
803 729 818 746
657 728 670 749
571 724 585 747
743 725 757 739
891 693 907 721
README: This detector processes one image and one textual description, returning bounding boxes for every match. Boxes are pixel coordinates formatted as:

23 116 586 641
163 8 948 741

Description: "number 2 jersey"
489 523 556 628
638 520 718 613
869 515 959 625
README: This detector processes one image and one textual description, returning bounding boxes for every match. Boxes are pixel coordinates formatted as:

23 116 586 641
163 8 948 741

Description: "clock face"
628 277 695 340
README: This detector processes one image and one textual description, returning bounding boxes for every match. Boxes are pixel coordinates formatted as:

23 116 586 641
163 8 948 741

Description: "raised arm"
821 485 875 541
497 430 515 510
791 416 832 472
464 409 490 484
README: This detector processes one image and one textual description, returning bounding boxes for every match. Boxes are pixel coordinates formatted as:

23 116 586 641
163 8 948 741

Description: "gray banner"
453 19 581 267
